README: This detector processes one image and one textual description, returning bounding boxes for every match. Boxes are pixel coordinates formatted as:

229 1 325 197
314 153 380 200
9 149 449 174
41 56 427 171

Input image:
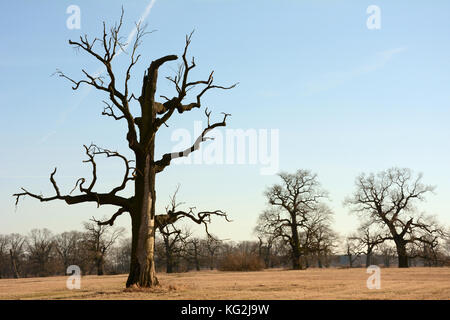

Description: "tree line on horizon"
2 166 450 279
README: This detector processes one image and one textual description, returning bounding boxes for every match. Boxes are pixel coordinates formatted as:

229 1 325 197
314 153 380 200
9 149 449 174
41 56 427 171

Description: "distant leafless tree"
7 233 25 278
344 236 360 268
345 168 445 268
83 221 125 275
257 170 329 270
309 223 338 268
204 235 222 270
376 243 395 267
350 223 390 267
255 233 275 269
54 231 86 273
26 229 56 276
300 204 336 268
408 232 448 267
184 237 203 271
157 225 191 273
154 185 229 273
108 238 132 274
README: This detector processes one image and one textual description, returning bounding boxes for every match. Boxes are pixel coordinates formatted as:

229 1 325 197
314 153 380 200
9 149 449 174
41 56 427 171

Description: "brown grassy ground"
0 267 449 300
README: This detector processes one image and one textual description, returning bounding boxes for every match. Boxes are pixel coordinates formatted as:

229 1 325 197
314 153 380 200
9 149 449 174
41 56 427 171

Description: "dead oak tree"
13 10 235 287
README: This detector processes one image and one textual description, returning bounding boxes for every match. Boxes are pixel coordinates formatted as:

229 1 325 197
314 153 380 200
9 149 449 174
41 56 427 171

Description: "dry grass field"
0 267 449 300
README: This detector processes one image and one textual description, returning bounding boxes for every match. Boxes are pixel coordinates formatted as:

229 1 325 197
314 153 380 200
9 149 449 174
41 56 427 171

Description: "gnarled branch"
13 144 133 210
153 31 237 131
154 109 230 173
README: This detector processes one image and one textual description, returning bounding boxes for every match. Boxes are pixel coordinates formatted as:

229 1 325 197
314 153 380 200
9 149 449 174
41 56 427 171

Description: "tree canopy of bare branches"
83 220 125 275
13 9 236 287
256 169 332 270
344 167 446 268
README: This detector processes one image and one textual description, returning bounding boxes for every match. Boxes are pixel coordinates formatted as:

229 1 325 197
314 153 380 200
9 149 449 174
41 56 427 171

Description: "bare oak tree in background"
83 221 125 275
345 167 445 268
157 225 191 273
306 210 338 268
54 231 86 273
155 185 230 273
8 234 25 279
256 170 329 270
26 229 55 277
349 223 389 267
343 236 360 268
184 237 203 271
13 10 235 287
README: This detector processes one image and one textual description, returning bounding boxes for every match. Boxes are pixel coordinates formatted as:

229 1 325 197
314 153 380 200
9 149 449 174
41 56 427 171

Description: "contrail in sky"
39 0 157 144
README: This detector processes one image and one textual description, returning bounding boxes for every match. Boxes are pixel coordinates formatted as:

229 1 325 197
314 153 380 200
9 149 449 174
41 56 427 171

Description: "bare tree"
54 231 86 273
350 223 389 267
408 232 448 267
26 229 56 276
184 237 203 271
344 168 446 268
155 185 230 273
109 238 132 274
309 222 338 268
299 204 336 268
7 233 25 278
83 221 125 275
255 234 275 269
157 225 191 273
344 236 361 268
13 9 236 287
204 235 222 270
377 242 395 267
257 170 328 270
0 235 8 278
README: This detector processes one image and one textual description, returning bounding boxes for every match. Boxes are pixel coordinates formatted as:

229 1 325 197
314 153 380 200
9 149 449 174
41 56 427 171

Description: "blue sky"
1 0 449 243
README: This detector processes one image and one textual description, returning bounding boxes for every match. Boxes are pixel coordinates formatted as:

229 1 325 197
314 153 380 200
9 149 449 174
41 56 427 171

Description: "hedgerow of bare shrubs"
218 252 264 271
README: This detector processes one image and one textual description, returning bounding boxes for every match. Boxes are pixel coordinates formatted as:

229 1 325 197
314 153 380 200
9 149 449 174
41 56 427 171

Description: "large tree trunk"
366 253 372 267
126 151 159 287
291 244 301 270
347 253 353 268
384 254 390 267
9 250 20 279
96 254 105 276
166 254 173 273
209 254 214 270
395 240 409 268
195 258 200 271
290 219 302 270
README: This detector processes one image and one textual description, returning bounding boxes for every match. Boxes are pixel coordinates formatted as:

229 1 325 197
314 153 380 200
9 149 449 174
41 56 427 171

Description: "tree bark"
166 254 173 273
395 240 409 268
126 149 159 287
9 250 20 279
366 253 372 267
291 245 301 270
209 253 214 270
290 223 302 270
96 254 105 276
